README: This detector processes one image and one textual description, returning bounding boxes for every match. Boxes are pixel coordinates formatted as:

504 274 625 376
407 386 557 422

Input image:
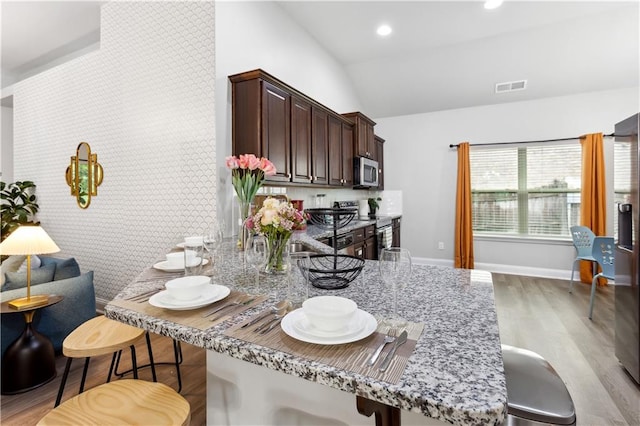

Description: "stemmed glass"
245 234 267 293
378 247 412 329
203 224 223 274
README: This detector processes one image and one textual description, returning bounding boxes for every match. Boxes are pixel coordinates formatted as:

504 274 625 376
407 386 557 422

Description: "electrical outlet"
438 242 444 250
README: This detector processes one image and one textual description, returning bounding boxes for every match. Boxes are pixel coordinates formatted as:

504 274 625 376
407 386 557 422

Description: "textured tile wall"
13 2 216 305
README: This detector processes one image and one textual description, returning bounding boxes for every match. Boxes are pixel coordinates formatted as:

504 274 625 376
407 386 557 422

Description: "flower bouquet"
245 198 305 273
225 154 276 249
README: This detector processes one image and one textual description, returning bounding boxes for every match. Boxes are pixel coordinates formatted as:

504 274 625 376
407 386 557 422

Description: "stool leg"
173 339 182 393
145 332 157 382
54 357 73 407
107 351 119 382
79 357 91 394
130 345 138 379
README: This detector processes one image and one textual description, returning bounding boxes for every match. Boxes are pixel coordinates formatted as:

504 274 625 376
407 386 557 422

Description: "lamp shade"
0 225 60 256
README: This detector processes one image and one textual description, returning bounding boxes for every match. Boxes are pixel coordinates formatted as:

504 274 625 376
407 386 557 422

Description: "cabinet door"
311 107 329 185
328 115 343 186
261 82 291 182
364 237 377 260
342 123 354 186
355 119 369 157
291 96 312 184
392 223 401 247
375 135 385 190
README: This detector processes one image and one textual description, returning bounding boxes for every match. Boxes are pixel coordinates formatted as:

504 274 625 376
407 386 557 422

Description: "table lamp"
0 225 60 309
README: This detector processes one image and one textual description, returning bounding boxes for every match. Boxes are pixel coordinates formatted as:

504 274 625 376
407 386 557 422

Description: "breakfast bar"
104 233 507 425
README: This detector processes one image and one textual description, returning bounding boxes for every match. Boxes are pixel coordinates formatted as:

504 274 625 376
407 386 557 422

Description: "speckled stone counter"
105 241 507 425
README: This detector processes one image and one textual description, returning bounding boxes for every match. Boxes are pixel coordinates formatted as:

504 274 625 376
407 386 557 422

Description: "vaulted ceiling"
2 1 638 118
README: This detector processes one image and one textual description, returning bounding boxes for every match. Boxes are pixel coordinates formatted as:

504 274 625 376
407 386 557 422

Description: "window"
470 142 582 238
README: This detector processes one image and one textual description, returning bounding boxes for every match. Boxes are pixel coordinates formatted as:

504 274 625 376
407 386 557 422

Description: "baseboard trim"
413 257 573 281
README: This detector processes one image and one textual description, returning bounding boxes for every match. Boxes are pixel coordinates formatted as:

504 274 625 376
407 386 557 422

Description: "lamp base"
8 295 50 310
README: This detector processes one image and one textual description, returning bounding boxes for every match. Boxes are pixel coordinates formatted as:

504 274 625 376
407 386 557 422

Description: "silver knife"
379 330 408 372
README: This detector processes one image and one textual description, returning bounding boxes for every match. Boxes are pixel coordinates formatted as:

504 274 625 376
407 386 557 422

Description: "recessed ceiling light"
484 0 503 10
377 24 392 37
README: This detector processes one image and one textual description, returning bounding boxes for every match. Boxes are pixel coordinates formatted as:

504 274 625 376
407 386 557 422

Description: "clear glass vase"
264 234 291 274
236 199 253 251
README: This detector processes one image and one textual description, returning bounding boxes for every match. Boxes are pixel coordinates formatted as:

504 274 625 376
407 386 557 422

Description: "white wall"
12 2 216 306
376 87 639 278
1 105 13 182
215 1 363 231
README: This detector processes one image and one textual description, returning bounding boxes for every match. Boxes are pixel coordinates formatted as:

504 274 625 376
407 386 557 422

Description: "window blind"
470 142 582 238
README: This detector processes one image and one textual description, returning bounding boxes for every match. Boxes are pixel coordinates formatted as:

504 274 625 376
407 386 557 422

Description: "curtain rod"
449 133 618 148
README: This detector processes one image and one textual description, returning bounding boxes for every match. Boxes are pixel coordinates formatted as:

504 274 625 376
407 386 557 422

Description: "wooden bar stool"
54 316 155 407
39 379 190 425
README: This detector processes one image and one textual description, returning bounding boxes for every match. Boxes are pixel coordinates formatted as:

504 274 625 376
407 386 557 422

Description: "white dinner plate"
152 258 209 272
281 308 377 345
149 284 230 310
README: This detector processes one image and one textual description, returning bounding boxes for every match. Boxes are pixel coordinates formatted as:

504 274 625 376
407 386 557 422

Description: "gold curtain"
580 133 607 285
454 142 474 269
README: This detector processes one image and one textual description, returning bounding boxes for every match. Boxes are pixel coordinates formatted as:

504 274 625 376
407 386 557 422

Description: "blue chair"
588 237 615 320
568 226 596 293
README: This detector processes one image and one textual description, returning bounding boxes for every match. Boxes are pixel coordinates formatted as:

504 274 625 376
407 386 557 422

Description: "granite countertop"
104 235 506 425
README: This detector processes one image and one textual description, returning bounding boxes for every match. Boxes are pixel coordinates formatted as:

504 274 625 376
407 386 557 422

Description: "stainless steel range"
334 201 393 258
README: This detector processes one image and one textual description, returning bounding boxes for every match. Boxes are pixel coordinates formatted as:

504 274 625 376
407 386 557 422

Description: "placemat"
109 290 268 330
225 311 424 384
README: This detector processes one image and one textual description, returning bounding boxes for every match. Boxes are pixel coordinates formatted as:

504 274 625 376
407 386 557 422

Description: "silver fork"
368 328 396 366
204 295 256 320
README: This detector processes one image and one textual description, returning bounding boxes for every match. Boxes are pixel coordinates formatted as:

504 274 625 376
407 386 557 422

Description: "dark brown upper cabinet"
328 115 354 187
342 112 376 159
230 69 381 188
311 107 329 185
291 96 312 184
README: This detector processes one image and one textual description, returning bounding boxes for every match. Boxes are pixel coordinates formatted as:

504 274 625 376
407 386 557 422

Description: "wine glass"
245 235 267 292
378 247 412 329
203 224 223 272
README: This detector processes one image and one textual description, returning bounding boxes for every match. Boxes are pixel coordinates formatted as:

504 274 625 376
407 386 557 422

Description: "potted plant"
1 180 40 242
368 197 381 217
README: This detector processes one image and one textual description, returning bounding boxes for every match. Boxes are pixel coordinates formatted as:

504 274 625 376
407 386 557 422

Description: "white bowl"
166 251 197 268
165 275 210 301
184 236 204 246
302 296 357 333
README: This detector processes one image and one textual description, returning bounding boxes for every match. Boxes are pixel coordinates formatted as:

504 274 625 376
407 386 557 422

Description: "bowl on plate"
302 296 357 333
184 236 204 246
166 251 196 268
165 275 210 301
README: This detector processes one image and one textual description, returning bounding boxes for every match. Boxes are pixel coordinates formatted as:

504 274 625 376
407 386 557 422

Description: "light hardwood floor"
1 274 638 425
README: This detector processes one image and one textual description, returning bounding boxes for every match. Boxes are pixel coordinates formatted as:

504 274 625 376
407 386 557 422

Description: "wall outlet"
438 242 444 250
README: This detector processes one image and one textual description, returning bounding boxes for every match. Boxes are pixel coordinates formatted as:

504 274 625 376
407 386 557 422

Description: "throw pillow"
16 255 41 272
52 258 81 281
3 262 57 291
0 255 27 290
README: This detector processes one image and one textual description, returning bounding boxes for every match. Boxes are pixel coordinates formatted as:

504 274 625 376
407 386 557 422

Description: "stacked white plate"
281 308 377 345
149 284 230 310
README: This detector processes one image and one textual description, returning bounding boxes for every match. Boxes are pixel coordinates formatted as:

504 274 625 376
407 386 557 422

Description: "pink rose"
247 154 261 170
238 154 250 169
225 156 238 169
260 158 277 176
245 216 254 230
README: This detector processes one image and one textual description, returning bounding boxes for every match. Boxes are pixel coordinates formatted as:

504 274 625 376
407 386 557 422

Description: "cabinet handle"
287 173 292 179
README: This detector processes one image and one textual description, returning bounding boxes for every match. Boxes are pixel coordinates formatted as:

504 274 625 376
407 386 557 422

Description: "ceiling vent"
495 80 527 93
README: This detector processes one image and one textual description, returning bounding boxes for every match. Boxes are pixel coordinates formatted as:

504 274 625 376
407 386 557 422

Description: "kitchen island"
105 233 507 425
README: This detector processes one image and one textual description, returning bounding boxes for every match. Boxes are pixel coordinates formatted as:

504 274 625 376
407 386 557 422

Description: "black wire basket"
304 254 365 290
304 208 357 230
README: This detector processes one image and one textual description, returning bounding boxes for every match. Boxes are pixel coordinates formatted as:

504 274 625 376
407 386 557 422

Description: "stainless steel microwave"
354 156 379 188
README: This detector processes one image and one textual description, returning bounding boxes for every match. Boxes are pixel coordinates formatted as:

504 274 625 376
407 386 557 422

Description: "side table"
1 295 63 394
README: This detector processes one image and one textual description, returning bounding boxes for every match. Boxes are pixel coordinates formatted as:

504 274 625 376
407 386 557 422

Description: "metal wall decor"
65 142 103 208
